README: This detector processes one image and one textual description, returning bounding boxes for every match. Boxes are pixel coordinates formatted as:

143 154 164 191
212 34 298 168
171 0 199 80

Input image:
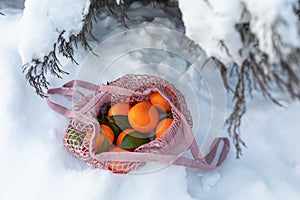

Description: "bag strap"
62 80 101 91
47 87 83 117
94 137 229 170
46 80 101 117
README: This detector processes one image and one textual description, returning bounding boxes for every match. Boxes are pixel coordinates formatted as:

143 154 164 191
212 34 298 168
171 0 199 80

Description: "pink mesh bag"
47 74 229 173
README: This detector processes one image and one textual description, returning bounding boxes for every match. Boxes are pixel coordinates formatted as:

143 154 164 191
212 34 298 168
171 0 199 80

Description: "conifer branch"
23 0 127 97
22 42 69 98
219 6 300 157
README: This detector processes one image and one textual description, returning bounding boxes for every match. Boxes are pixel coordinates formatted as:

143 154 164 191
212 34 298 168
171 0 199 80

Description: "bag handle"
47 87 83 117
46 80 101 117
62 80 101 91
170 137 230 169
94 137 229 170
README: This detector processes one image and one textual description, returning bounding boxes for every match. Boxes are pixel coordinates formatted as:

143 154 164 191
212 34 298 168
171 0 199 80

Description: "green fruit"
66 128 84 149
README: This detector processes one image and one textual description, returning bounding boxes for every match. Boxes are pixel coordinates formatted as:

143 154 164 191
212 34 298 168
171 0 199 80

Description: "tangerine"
100 124 114 144
107 147 130 174
128 101 159 133
116 129 149 151
116 129 135 147
155 118 173 138
88 125 114 154
150 92 172 112
108 103 131 122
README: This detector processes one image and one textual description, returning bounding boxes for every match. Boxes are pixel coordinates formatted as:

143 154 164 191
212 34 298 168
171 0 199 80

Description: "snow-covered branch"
180 0 300 157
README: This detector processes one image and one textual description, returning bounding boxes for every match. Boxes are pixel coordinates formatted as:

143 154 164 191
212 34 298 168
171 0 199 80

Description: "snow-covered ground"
1 2 300 200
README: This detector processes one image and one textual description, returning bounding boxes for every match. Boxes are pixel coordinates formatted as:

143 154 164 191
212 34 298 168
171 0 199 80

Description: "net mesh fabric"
64 74 193 173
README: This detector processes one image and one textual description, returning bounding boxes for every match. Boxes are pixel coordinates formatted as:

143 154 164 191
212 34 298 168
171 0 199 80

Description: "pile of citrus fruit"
90 92 174 155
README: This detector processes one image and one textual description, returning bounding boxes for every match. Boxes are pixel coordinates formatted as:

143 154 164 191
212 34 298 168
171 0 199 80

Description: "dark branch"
23 0 128 97
220 7 300 157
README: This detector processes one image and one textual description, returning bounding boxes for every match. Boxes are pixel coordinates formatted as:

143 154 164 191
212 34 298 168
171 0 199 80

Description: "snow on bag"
47 74 229 173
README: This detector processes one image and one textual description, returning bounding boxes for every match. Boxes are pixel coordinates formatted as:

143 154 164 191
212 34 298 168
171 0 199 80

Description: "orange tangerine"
88 125 114 154
116 129 150 151
108 103 131 122
128 101 159 133
150 92 172 112
100 124 114 144
155 118 173 138
116 129 135 147
107 147 130 174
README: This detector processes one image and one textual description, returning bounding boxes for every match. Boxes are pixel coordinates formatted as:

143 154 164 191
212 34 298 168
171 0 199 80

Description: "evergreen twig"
22 42 69 98
220 6 300 157
23 0 127 97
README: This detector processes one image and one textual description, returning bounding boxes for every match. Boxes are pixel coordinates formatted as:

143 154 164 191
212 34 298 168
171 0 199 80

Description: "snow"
18 0 90 64
179 0 300 64
1 1 300 200
242 0 300 62
116 0 123 5
179 0 244 65
187 100 300 200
